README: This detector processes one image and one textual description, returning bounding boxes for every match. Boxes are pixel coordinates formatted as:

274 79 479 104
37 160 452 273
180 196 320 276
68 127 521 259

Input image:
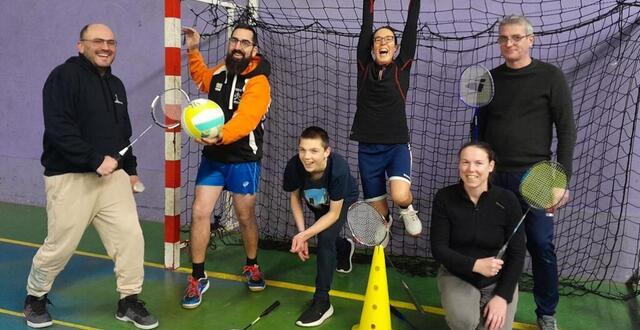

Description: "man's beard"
225 50 251 75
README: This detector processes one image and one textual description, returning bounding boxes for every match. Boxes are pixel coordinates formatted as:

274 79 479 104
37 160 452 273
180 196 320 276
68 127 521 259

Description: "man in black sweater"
477 15 577 330
24 23 157 329
350 0 423 238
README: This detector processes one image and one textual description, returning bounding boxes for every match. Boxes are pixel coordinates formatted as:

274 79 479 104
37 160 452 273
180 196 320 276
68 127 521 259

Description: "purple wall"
0 0 166 219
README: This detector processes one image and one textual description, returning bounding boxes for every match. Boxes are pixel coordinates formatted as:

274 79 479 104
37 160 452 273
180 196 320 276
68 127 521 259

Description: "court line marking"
0 307 101 330
0 237 537 330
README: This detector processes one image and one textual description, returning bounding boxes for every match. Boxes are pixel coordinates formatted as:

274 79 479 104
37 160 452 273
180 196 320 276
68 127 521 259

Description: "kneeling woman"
431 142 525 330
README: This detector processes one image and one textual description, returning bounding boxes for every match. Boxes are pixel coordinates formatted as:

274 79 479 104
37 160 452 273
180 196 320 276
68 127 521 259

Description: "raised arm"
397 0 421 65
357 0 375 69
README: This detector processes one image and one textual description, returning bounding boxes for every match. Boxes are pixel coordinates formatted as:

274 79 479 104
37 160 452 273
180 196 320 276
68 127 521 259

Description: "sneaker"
243 264 266 291
181 274 210 309
379 215 393 248
115 295 158 329
400 205 422 236
336 238 355 273
24 294 53 328
295 299 334 327
537 315 558 330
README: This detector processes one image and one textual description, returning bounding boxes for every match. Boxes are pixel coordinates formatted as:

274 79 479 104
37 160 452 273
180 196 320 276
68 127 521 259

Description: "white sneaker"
400 205 422 236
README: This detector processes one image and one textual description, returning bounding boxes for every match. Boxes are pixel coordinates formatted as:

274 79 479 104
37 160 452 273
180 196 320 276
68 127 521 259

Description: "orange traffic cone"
352 245 392 330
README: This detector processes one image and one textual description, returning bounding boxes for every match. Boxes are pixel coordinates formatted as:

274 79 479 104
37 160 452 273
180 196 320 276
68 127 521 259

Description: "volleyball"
181 98 225 139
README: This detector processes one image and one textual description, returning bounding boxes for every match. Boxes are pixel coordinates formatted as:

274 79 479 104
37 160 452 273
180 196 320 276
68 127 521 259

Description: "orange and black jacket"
188 49 271 163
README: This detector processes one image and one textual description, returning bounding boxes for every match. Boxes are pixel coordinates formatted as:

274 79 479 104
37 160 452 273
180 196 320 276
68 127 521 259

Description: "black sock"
192 262 205 279
246 257 258 266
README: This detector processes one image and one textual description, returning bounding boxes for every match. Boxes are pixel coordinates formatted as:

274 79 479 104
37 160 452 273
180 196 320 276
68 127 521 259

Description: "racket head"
346 201 388 247
459 64 495 108
150 88 190 129
519 161 568 209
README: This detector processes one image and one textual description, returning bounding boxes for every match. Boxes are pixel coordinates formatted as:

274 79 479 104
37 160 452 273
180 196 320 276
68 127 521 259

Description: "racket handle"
496 245 507 260
260 301 280 317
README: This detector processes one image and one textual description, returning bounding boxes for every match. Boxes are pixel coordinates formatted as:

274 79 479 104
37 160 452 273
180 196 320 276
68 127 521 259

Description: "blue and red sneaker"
181 274 210 309
242 264 266 292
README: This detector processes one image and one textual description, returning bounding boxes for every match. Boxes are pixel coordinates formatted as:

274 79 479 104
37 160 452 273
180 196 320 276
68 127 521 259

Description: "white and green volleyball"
181 98 225 139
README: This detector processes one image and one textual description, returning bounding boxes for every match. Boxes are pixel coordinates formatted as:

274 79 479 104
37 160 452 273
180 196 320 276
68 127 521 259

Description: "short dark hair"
372 25 398 46
232 23 258 46
79 24 90 40
458 141 496 163
300 126 329 149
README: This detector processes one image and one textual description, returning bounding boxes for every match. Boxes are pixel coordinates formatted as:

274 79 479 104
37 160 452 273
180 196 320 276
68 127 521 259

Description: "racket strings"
152 88 190 128
460 65 495 107
347 203 387 246
520 161 568 209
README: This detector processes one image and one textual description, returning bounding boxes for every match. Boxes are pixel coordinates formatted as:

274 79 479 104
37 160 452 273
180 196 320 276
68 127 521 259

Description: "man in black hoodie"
23 23 157 329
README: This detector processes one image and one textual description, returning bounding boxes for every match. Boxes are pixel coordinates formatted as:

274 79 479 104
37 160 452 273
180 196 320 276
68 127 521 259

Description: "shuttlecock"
133 181 146 193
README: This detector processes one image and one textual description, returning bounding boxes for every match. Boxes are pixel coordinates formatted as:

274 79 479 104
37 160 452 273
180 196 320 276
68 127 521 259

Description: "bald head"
77 23 117 75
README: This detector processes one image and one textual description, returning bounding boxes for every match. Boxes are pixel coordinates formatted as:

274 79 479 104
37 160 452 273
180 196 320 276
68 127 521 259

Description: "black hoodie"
41 55 136 176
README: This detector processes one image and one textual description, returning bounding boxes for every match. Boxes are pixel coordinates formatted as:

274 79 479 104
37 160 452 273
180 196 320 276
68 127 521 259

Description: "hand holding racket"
460 65 494 141
115 88 190 159
496 161 568 259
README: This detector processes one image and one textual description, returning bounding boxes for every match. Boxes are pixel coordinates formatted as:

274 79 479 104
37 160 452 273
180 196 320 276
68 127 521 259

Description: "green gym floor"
0 201 638 329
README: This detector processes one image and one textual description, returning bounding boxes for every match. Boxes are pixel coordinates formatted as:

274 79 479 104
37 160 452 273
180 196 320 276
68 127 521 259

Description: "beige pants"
437 266 519 330
27 170 145 298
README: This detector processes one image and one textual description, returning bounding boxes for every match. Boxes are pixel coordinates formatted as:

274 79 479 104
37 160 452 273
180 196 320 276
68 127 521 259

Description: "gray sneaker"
116 295 159 329
24 294 53 328
537 315 558 330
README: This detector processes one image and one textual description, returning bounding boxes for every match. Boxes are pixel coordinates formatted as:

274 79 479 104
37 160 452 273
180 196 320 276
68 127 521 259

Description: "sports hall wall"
0 0 639 282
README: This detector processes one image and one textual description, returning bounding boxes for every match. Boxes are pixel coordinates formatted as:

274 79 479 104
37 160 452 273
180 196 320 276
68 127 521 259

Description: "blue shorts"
195 157 260 194
358 143 412 201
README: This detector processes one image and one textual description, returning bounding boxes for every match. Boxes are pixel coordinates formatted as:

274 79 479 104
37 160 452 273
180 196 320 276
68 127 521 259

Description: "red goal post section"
164 0 182 269
163 0 259 269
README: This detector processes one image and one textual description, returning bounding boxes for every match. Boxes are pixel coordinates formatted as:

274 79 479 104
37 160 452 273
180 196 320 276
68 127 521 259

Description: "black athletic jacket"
350 0 420 144
41 55 136 176
431 182 525 302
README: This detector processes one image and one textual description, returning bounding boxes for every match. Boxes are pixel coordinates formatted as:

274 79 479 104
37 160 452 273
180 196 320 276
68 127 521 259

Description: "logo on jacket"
233 88 243 105
114 94 124 105
215 83 223 92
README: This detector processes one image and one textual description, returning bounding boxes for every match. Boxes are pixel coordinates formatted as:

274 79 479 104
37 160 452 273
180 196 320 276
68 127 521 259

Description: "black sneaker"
295 299 334 327
336 238 355 273
24 294 53 328
115 295 159 329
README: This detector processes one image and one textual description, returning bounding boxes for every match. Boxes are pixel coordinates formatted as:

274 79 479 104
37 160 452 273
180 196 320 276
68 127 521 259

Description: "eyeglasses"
497 34 531 44
229 37 254 48
373 36 395 45
81 38 117 47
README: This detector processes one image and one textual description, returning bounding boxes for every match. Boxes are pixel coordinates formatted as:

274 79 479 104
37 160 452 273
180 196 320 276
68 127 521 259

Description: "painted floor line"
0 237 537 330
0 307 101 330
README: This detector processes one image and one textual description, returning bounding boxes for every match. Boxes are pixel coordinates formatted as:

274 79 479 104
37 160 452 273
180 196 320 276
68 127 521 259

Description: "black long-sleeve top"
431 182 525 302
41 55 137 176
477 59 577 180
350 0 420 144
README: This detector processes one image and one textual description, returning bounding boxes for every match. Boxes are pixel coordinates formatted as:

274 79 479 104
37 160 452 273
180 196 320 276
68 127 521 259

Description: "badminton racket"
496 161 568 259
346 201 390 247
459 64 494 141
347 202 424 315
390 305 419 330
116 88 190 159
228 300 280 330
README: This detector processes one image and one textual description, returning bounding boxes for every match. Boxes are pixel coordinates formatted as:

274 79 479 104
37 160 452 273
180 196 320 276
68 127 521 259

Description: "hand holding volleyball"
181 98 225 140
